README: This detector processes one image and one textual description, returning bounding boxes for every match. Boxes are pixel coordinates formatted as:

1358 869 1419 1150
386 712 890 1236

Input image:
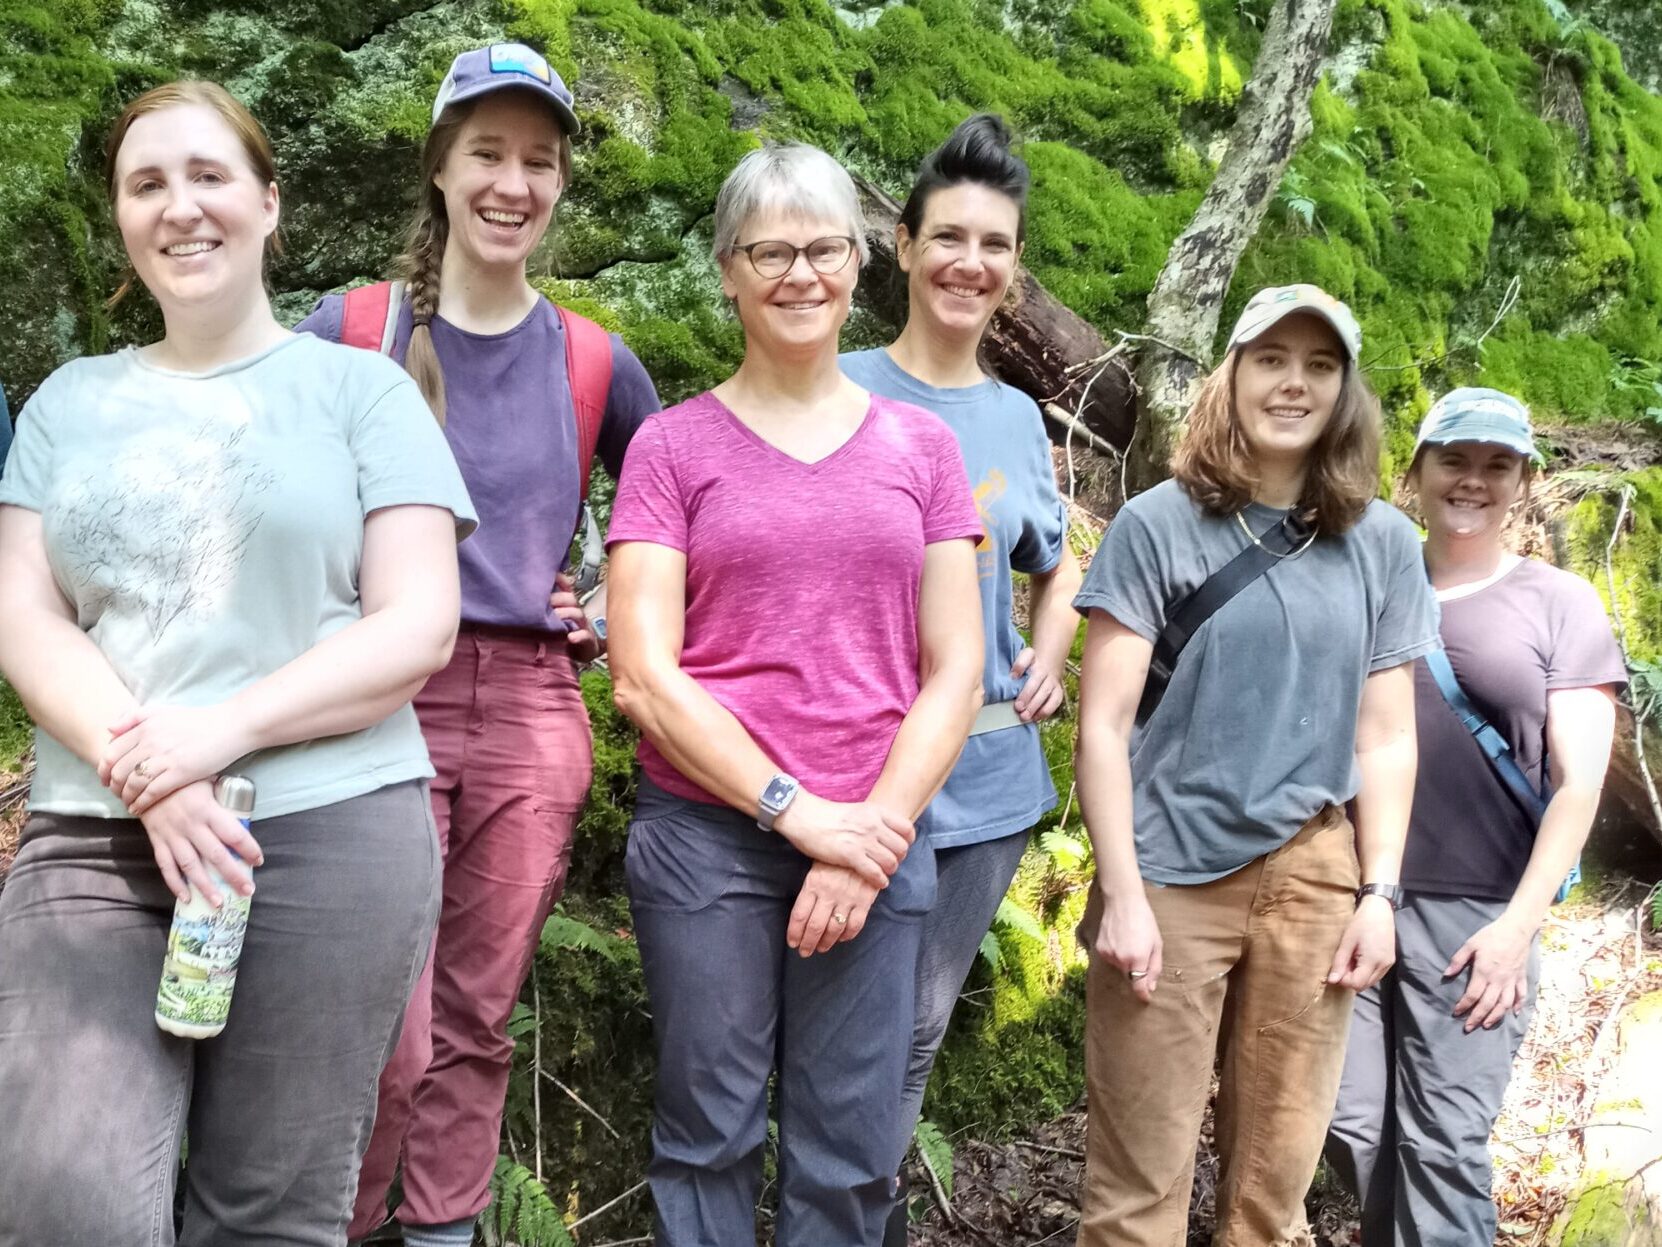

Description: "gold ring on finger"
833 913 848 925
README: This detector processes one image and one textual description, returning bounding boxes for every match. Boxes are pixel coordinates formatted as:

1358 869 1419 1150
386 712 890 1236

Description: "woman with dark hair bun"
840 113 1083 1241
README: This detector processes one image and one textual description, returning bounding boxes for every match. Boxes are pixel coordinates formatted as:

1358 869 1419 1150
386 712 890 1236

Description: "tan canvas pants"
1080 806 1361 1247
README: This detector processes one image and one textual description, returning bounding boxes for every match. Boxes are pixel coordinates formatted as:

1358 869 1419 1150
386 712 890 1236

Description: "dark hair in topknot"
897 113 1030 244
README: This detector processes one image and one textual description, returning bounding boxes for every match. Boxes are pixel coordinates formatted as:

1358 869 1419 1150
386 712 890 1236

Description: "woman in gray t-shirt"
1071 285 1439 1243
1327 389 1624 1245
0 82 473 1243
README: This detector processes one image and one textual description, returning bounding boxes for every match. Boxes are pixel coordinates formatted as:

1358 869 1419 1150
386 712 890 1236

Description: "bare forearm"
867 667 983 821
1078 725 1141 897
1027 553 1083 676
1506 785 1601 927
612 664 778 814
1352 734 1416 883
229 606 456 755
0 608 138 765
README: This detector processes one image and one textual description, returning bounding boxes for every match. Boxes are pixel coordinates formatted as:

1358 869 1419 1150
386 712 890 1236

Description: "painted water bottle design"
155 775 256 1039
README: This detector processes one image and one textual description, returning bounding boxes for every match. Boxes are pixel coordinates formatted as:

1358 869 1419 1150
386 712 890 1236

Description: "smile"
775 301 825 310
1265 406 1309 419
479 209 527 227
163 240 219 256
941 283 987 299
1446 499 1488 509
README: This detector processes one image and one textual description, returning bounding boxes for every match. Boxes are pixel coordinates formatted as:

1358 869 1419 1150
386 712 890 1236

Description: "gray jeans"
1325 893 1539 1247
0 781 441 1247
898 829 1029 1134
626 780 935 1247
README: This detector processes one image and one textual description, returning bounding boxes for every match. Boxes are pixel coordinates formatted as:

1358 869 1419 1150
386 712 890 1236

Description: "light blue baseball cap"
1414 387 1544 464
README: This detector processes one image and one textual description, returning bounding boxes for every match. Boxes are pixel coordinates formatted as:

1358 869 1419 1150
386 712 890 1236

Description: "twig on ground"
540 1070 623 1140
568 1180 648 1232
1014 1140 1086 1160
918 1137 957 1224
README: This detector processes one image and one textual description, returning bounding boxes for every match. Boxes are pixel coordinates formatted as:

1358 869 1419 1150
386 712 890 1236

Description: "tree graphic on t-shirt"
58 419 276 643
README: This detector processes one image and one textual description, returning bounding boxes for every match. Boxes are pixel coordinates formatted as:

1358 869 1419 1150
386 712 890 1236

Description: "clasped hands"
771 792 915 959
97 703 262 910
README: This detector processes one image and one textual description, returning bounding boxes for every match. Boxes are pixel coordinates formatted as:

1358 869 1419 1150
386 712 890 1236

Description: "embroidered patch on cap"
490 43 552 83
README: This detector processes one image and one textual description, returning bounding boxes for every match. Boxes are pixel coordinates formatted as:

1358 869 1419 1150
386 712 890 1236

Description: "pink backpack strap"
556 304 614 500
340 280 404 355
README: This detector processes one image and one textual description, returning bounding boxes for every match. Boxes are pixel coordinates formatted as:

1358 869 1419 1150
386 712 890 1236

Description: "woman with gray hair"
605 142 986 1245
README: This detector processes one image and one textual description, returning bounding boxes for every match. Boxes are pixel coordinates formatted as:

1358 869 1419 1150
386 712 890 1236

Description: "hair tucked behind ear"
898 113 1030 244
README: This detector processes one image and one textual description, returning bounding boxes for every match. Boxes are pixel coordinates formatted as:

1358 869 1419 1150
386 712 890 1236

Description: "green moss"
0 680 31 776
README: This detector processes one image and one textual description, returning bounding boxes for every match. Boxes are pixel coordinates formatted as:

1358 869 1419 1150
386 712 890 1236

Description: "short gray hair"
711 142 870 267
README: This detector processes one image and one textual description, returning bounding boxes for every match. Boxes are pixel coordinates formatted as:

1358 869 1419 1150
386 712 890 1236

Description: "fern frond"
483 1156 573 1247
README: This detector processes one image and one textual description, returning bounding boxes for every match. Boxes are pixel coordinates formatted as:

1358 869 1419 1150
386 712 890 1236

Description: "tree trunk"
1126 0 1339 494
855 174 1137 453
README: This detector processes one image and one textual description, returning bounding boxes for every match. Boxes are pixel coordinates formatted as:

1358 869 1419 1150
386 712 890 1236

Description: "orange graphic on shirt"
973 470 1005 579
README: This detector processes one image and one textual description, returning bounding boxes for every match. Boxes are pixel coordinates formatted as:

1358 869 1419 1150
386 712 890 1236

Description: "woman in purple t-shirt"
605 143 985 1246
1326 389 1625 1244
297 44 662 1247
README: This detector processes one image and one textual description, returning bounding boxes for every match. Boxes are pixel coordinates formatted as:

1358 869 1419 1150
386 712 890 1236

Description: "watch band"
757 773 800 832
1355 882 1404 911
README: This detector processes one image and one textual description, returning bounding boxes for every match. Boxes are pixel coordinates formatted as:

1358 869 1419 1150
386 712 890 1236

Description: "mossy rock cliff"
5 0 1662 1234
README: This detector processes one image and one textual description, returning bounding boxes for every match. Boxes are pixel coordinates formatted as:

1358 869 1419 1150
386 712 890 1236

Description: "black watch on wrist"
1355 882 1404 911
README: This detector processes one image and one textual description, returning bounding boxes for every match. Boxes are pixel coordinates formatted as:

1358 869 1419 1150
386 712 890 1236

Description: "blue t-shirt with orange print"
841 347 1066 848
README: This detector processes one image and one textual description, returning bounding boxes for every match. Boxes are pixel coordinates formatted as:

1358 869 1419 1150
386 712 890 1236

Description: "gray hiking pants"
0 782 440 1247
1325 893 1539 1247
625 779 935 1247
897 828 1029 1135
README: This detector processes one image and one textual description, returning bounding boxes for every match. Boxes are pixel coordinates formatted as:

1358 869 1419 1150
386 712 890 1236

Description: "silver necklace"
1236 510 1317 559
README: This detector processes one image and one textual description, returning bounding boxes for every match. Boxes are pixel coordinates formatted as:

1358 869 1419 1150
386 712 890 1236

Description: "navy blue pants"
626 779 935 1247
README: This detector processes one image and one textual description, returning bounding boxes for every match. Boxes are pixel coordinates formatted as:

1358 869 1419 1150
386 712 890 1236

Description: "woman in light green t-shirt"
0 80 474 1243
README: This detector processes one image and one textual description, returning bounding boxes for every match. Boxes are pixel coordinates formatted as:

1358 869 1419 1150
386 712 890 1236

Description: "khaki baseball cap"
1226 284 1363 361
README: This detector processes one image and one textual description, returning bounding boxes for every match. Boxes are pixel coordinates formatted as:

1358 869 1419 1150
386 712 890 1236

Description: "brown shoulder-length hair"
1170 349 1383 534
103 80 282 310
396 96 573 425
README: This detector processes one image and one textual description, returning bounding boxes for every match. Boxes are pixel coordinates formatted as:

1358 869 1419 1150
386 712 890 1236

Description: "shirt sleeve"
1008 391 1067 575
1071 503 1165 642
1547 573 1629 692
596 337 663 480
0 378 57 511
348 362 477 539
605 416 688 551
924 425 984 544
293 293 346 342
1369 511 1442 671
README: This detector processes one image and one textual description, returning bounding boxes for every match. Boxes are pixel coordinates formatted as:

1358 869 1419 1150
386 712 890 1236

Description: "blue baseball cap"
1227 284 1363 361
432 43 579 136
1414 387 1543 464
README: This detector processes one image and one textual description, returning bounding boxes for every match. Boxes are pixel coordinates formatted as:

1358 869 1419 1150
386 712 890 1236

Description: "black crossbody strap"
1136 513 1314 726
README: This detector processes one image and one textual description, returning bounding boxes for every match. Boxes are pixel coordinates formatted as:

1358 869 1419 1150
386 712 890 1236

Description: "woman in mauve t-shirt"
605 143 985 1247
1327 388 1625 1245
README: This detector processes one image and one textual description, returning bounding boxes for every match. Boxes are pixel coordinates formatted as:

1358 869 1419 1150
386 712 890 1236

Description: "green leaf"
993 897 1045 942
483 1157 573 1247
541 906 632 964
978 929 1003 972
1038 829 1086 867
914 1120 954 1201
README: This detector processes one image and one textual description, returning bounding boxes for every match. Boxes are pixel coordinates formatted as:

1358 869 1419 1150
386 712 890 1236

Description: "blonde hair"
396 97 573 425
103 80 281 310
1171 350 1383 535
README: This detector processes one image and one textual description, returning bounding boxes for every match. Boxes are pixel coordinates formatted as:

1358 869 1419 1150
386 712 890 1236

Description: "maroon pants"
349 628 594 1235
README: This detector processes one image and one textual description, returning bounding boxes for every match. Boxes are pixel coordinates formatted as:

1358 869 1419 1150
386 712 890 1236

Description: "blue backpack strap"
1423 647 1576 901
1424 649 1548 822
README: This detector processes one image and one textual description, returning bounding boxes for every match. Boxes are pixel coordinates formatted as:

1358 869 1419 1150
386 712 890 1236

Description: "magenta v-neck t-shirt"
606 390 982 806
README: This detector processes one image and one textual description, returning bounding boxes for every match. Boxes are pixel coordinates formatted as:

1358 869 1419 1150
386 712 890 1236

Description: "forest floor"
903 862 1662 1247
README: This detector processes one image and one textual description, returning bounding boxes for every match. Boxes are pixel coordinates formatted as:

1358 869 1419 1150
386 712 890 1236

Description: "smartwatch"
1355 882 1404 911
757 773 800 832
589 616 607 644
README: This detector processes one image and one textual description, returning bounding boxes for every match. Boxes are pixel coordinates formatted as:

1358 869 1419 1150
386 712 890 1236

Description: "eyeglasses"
731 236 857 279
